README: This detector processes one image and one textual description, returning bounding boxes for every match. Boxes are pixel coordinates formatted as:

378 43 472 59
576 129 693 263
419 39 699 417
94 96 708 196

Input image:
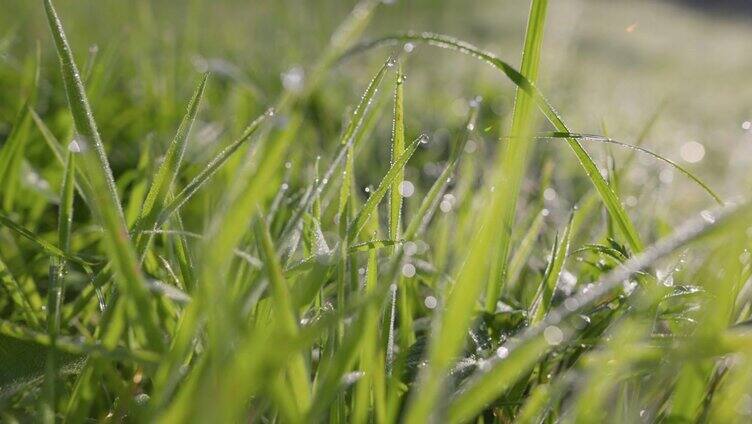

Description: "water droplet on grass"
68 139 82 153
424 296 437 309
544 326 564 346
399 180 415 197
680 141 705 163
401 263 416 278
496 346 509 359
700 210 715 224
281 67 304 93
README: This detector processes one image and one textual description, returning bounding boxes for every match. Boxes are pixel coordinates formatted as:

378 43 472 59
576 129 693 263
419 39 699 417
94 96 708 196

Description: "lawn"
1 0 752 422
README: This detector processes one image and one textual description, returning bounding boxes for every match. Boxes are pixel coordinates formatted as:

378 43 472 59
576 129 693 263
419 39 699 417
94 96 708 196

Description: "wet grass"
1 0 752 422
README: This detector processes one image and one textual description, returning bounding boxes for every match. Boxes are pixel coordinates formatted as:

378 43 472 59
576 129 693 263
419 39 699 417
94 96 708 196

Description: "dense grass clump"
2 0 752 422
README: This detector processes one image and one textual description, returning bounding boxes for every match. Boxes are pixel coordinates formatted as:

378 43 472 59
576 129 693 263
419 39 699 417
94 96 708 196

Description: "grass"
2 0 752 422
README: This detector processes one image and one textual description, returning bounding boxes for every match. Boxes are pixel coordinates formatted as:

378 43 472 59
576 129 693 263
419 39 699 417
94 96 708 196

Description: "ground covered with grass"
2 0 752 422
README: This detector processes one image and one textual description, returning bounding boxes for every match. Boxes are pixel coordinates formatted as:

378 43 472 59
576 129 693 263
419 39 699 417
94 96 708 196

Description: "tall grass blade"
404 1 550 420
43 0 164 351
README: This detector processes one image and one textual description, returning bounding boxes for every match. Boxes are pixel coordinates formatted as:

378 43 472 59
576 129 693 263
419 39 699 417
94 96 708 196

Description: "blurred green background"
2 0 751 226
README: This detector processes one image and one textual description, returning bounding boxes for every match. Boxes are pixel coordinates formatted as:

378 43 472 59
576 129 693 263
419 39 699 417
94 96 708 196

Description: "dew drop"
401 263 416 278
404 241 418 256
68 139 82 153
281 67 304 93
424 296 437 309
680 141 705 163
742 121 751 130
496 346 509 359
399 180 415 198
543 325 564 346
403 42 415 53
700 210 715 224
563 297 579 311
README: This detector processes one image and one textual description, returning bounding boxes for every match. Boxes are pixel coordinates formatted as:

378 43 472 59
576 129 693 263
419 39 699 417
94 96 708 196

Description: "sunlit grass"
1 0 752 422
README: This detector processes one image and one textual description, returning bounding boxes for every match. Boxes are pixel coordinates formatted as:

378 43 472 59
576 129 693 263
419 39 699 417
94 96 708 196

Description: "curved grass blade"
0 212 89 266
345 31 644 254
532 132 722 204
43 0 163 351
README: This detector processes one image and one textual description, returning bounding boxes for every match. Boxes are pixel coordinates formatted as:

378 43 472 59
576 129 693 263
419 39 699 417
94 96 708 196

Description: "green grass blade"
506 210 545 288
348 133 426 242
0 211 88 267
530 214 572 325
353 248 383 423
404 1 550 419
137 73 209 232
29 109 94 207
43 0 164 351
254 215 311 414
532 131 723 204
403 102 478 241
44 148 76 421
388 64 406 246
154 109 273 229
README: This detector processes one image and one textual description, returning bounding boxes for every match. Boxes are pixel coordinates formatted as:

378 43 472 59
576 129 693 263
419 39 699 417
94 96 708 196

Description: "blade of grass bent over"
533 132 722 205
346 31 644 253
